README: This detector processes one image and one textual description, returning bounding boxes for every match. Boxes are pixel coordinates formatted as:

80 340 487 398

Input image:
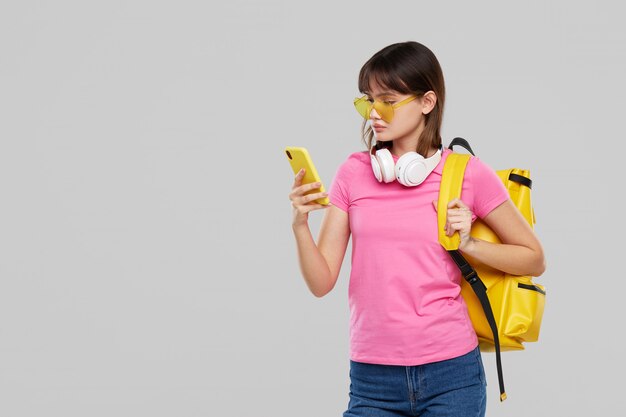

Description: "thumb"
432 200 438 212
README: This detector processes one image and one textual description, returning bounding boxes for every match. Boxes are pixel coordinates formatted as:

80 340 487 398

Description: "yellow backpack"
437 138 546 401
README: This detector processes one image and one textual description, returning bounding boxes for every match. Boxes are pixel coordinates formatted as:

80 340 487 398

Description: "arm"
459 199 546 277
292 205 350 297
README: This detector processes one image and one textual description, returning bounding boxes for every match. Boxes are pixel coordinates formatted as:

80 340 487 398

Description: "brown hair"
357 41 446 157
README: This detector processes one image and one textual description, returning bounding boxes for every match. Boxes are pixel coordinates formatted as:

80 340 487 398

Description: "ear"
422 91 437 115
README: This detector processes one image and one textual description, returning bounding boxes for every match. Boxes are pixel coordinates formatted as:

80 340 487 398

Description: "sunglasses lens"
353 97 394 122
354 97 371 119
376 102 393 123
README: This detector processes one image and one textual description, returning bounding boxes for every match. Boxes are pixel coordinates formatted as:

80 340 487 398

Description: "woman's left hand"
444 198 474 251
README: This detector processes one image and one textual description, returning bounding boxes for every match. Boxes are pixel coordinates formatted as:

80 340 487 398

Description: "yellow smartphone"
284 146 329 205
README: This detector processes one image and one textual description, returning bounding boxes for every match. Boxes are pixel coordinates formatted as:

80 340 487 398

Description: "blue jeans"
343 346 486 417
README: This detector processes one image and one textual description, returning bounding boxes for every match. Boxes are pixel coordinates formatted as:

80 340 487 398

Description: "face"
364 80 435 144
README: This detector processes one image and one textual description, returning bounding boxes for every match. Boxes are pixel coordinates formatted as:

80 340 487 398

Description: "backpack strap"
438 151 508 402
438 153 470 250
448 137 476 156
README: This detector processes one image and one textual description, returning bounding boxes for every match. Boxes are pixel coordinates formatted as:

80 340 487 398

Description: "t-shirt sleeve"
467 156 510 219
328 157 353 212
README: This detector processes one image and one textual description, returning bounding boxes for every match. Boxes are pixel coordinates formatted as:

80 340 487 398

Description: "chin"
373 131 391 140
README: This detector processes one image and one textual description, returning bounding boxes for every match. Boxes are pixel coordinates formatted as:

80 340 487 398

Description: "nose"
369 106 382 120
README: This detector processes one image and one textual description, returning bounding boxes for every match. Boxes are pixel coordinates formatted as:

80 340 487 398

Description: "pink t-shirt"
329 148 509 366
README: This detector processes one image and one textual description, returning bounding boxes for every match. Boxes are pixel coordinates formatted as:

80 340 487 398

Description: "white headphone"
370 145 442 187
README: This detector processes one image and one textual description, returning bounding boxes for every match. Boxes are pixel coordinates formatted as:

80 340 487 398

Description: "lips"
373 124 386 129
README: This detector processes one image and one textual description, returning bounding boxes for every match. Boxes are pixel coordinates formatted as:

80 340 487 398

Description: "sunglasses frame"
353 94 419 123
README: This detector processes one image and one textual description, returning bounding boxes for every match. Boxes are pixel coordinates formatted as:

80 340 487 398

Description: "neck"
388 121 438 158
389 136 439 159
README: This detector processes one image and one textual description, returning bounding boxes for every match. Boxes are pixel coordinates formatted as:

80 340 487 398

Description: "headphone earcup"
370 153 383 182
396 152 428 186
374 148 396 183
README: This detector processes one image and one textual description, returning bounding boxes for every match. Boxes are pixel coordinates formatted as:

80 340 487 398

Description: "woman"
289 41 545 417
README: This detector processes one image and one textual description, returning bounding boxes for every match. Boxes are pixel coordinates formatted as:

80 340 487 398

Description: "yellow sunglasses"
353 94 418 123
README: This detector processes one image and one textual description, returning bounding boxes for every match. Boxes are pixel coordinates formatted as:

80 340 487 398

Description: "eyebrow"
363 91 397 98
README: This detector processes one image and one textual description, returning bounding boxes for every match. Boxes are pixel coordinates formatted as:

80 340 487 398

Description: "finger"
448 206 472 216
447 211 470 221
447 208 462 216
304 191 329 204
292 191 324 208
447 217 466 230
446 216 461 226
449 221 469 235
446 222 459 236
296 181 323 195
447 198 459 209
299 203 328 213
446 223 453 237
448 198 469 210
289 185 309 202
292 168 306 188
447 198 463 209
290 181 320 199
306 181 323 191
447 216 471 232
448 221 462 230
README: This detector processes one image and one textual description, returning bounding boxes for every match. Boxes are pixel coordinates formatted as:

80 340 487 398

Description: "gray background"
1 0 624 416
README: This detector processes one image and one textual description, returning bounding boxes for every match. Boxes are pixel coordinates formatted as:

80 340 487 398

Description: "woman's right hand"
289 168 331 227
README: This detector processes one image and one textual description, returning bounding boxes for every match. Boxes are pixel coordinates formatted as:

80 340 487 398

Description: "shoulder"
465 154 499 181
436 149 494 179
345 150 370 166
334 150 370 177
463 153 509 217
